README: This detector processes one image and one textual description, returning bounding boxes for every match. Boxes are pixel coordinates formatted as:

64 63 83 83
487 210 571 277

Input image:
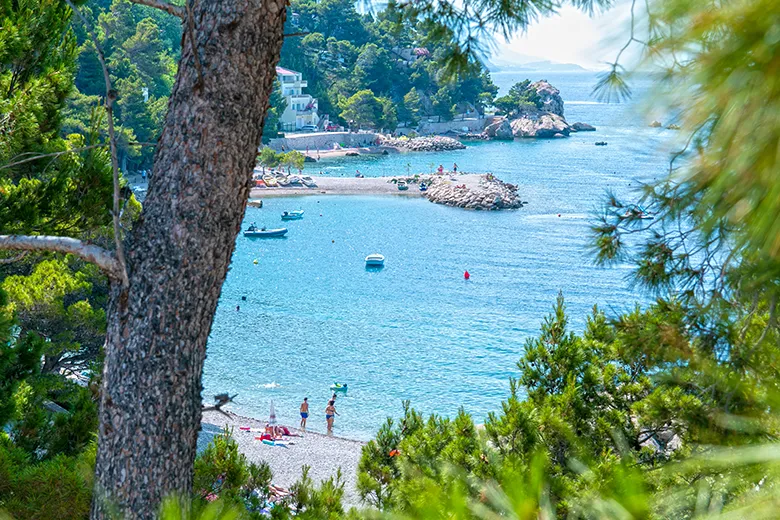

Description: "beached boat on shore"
281 210 304 220
244 224 288 238
397 181 409 191
365 253 385 267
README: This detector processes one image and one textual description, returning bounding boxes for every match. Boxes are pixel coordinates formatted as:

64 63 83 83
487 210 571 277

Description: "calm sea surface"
202 71 676 439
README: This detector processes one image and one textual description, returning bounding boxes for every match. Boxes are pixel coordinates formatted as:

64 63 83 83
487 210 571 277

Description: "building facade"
276 67 319 132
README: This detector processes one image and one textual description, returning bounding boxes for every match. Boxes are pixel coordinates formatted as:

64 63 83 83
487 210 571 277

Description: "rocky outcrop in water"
571 122 596 132
511 112 571 138
380 135 466 152
480 80 595 139
530 80 565 117
425 175 522 210
484 118 514 140
649 120 663 128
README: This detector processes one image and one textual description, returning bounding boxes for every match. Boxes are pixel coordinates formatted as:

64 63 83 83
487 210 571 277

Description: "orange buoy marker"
464 270 470 280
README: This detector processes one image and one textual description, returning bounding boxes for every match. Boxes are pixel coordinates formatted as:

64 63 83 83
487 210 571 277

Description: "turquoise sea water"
203 72 677 439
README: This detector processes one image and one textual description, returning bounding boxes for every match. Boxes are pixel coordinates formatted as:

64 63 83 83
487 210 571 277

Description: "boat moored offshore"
281 210 304 220
243 224 288 238
365 253 385 267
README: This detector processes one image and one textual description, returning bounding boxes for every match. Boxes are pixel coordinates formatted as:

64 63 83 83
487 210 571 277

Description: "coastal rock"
571 122 596 132
379 135 466 152
511 113 571 138
304 155 318 162
666 123 681 130
484 118 514 140
649 120 663 128
530 80 565 117
460 132 490 140
424 174 522 210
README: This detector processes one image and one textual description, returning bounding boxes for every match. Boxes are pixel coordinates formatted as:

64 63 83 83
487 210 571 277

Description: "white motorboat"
365 253 385 267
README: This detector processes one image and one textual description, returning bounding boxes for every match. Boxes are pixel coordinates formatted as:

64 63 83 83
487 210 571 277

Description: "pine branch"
0 142 157 172
0 235 122 280
0 251 28 264
127 0 185 18
65 0 129 288
185 1 205 90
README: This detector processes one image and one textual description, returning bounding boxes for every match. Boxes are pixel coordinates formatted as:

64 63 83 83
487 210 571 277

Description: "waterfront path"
251 173 482 198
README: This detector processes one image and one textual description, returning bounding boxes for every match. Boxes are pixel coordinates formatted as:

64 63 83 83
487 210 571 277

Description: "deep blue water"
202 71 677 439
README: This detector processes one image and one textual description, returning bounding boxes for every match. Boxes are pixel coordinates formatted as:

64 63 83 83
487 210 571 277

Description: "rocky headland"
483 80 596 139
379 135 466 152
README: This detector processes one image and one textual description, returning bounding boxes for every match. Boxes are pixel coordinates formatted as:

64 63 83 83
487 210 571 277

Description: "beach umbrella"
269 400 277 425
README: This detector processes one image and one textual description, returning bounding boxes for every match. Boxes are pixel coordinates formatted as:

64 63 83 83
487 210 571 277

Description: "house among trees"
276 66 320 131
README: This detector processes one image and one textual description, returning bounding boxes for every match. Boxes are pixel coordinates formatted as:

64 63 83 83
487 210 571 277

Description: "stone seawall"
416 117 497 135
379 135 466 152
268 132 379 152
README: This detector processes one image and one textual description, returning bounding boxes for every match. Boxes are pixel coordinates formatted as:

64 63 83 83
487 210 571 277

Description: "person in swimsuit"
325 400 339 434
300 397 309 431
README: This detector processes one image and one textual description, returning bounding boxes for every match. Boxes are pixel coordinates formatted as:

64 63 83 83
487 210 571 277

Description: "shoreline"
251 173 481 198
199 409 365 506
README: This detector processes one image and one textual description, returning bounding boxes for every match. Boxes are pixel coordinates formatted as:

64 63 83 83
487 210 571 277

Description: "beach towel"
240 426 263 432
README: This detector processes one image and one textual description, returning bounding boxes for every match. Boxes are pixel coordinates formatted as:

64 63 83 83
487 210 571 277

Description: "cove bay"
203 71 674 439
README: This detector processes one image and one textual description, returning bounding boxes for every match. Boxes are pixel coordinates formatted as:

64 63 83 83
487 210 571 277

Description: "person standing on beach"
453 163 458 173
325 400 339 434
299 397 309 431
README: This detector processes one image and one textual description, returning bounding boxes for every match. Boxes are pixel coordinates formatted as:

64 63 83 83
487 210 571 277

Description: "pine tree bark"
91 1 286 518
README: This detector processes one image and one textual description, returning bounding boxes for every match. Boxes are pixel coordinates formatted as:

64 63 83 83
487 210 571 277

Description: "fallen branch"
0 235 122 280
202 393 238 418
128 0 185 18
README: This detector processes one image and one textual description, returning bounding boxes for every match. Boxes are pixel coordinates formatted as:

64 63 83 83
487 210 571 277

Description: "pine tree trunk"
91 1 286 518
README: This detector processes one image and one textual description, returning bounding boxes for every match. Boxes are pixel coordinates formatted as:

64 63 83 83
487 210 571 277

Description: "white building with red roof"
276 66 319 132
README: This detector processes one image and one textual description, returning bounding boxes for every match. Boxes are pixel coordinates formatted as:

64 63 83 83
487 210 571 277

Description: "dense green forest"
64 0 497 169
278 0 497 128
2 0 780 517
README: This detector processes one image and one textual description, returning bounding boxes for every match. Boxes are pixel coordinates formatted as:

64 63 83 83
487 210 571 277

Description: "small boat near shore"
248 199 263 208
397 181 409 191
365 253 385 267
281 210 304 220
244 224 288 238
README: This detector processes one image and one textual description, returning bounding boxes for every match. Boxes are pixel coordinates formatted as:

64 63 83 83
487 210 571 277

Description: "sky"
492 1 635 70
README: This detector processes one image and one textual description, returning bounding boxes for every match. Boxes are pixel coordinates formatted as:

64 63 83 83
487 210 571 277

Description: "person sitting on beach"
300 397 309 431
325 400 339 434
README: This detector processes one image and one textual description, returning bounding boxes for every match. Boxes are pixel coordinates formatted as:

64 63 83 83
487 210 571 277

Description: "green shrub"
0 441 94 520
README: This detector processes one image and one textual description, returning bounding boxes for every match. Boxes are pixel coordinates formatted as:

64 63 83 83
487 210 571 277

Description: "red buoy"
464 270 470 280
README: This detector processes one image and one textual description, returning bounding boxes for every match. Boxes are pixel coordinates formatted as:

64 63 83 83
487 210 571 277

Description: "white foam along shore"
199 410 366 506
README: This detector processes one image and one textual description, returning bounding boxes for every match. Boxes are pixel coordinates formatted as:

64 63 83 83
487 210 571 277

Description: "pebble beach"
199 410 365 506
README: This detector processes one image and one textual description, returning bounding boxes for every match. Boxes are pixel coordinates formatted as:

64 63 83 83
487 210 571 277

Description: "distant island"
486 60 590 73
